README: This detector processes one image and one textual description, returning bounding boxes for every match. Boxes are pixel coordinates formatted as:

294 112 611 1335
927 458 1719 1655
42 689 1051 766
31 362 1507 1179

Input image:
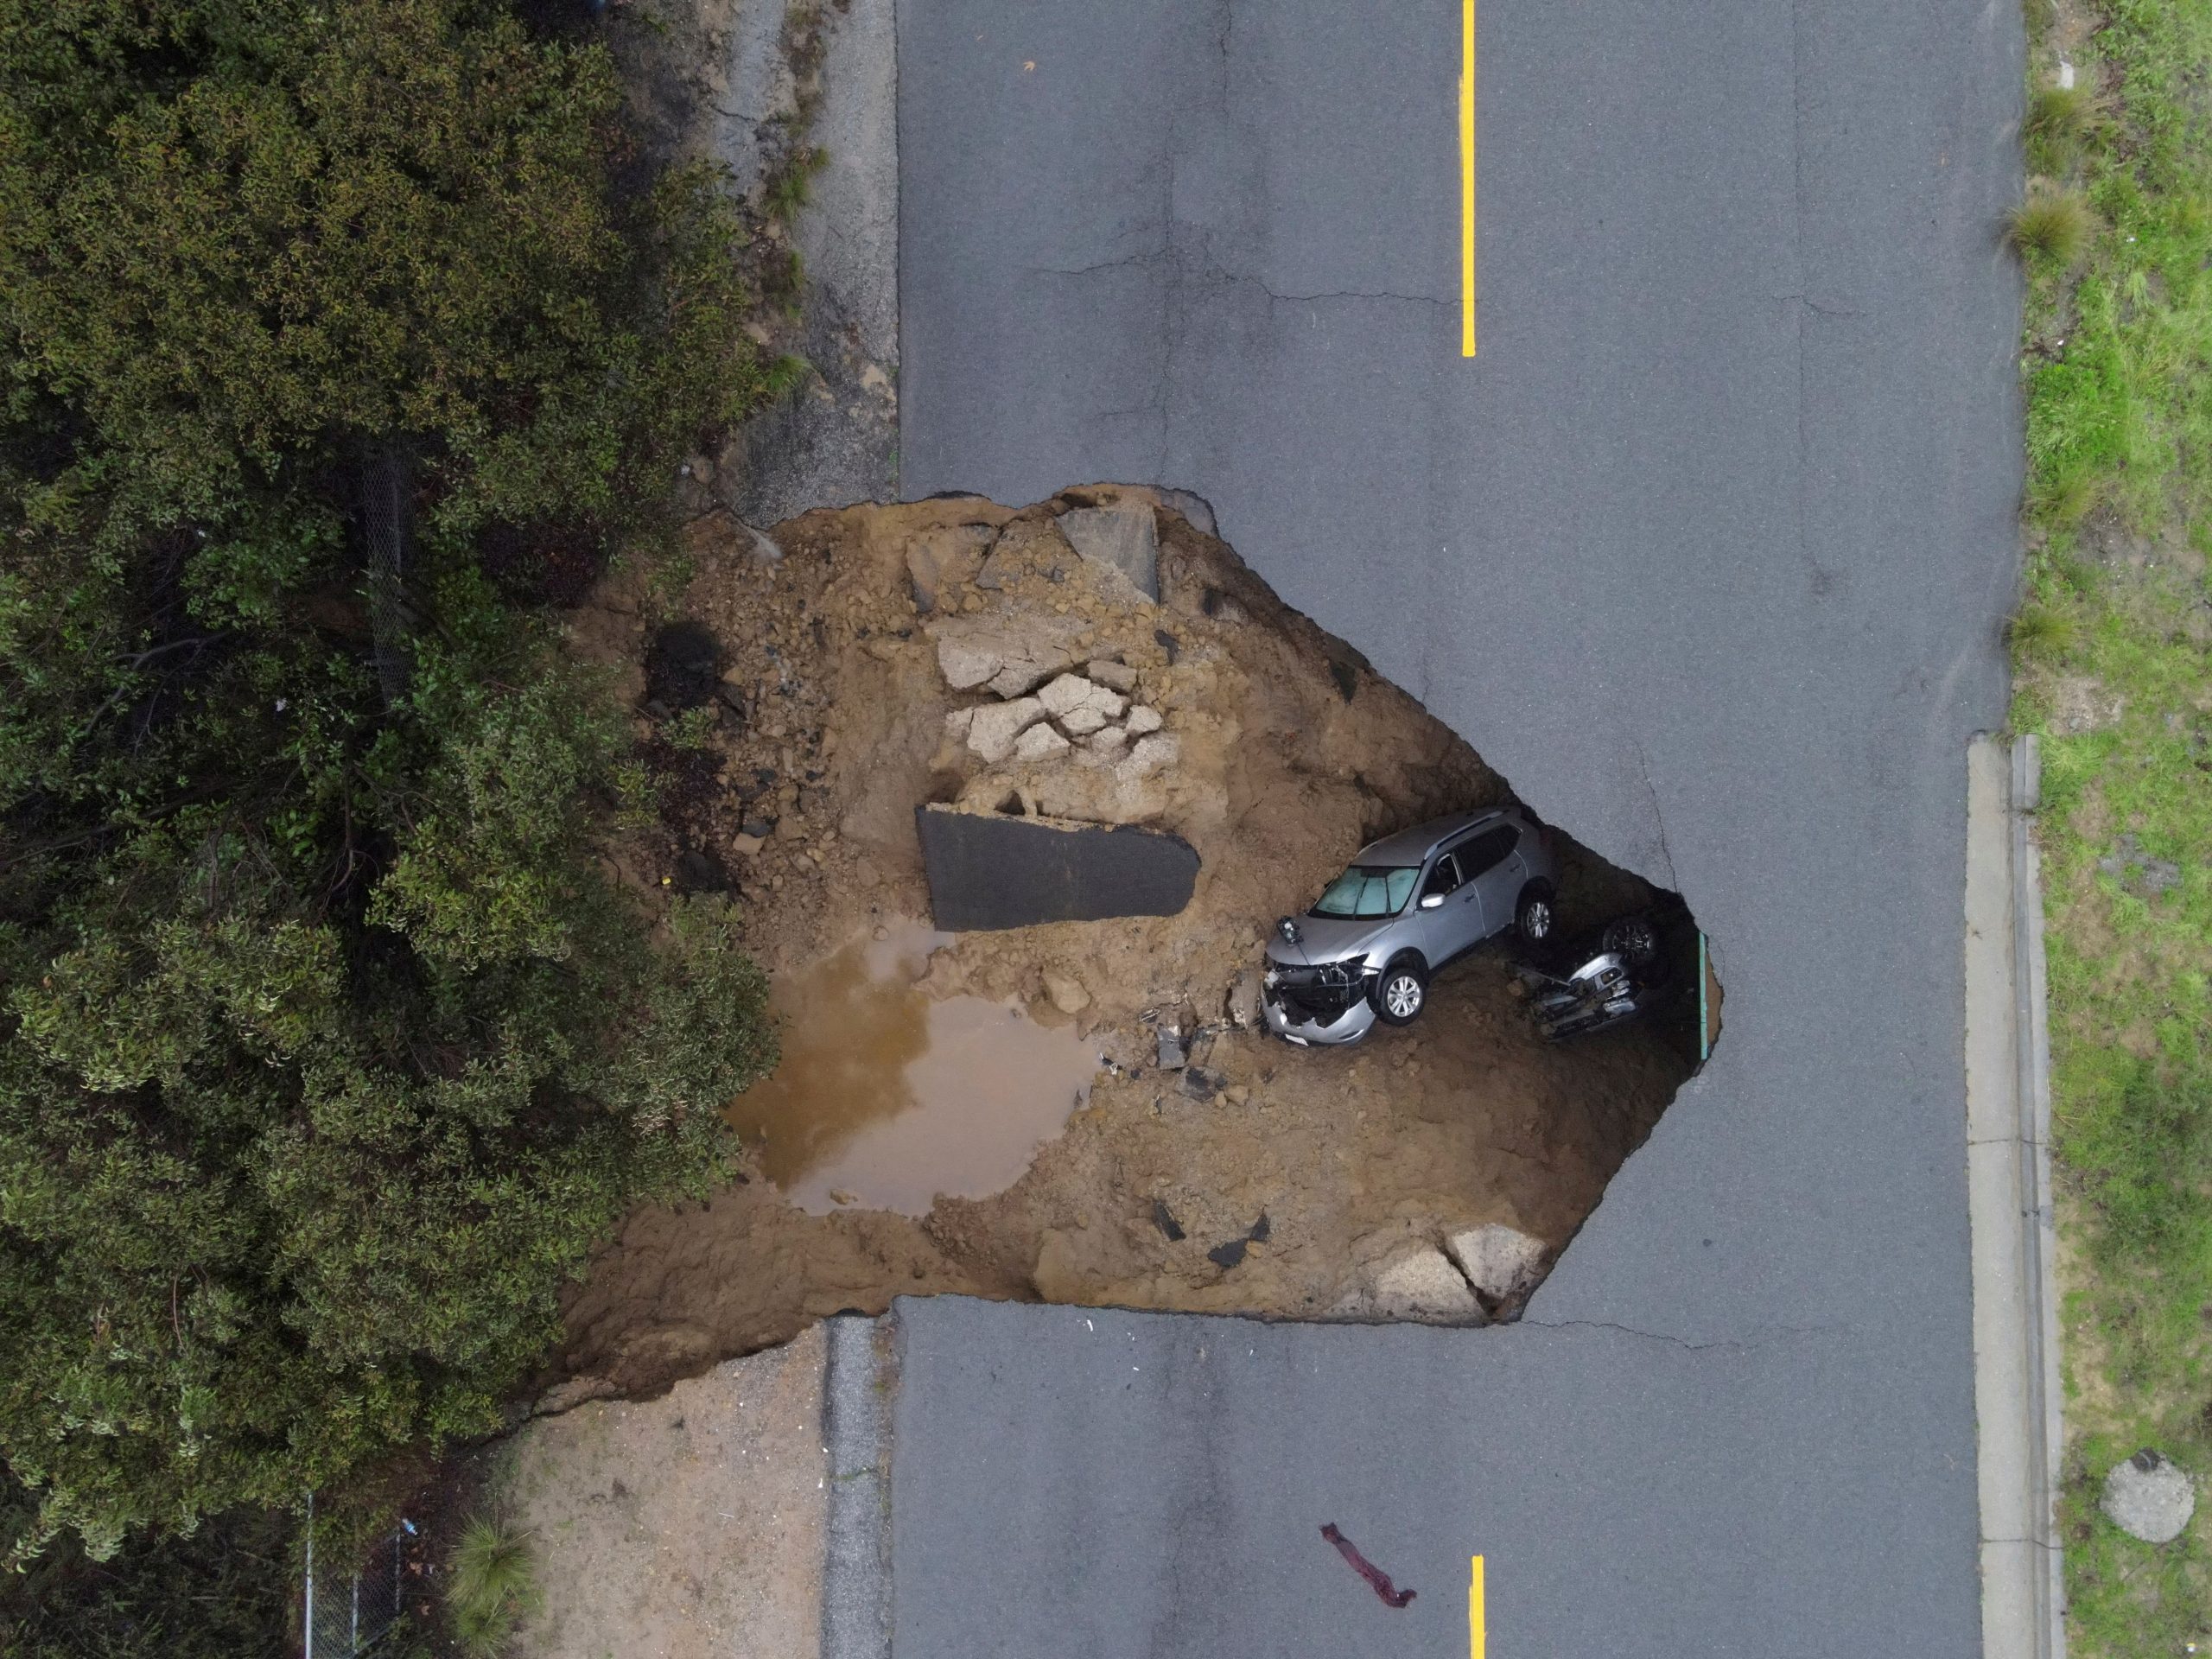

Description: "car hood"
1264 912 1400 968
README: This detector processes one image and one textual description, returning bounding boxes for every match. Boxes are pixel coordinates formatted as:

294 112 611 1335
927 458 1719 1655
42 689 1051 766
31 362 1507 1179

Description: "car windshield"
1309 865 1419 919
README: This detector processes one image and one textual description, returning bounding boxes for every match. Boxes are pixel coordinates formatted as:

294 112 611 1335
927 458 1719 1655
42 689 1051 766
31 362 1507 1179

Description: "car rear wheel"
1374 957 1427 1026
1515 880 1556 943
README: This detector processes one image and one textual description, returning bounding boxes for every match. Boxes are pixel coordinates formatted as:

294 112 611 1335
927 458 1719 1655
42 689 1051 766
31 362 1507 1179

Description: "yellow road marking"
1470 1554 1487 1658
1459 0 1477 356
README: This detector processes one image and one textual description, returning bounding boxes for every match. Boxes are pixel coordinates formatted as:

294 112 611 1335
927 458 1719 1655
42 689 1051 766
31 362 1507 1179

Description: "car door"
1458 824 1525 940
1411 852 1471 962
1414 849 1485 961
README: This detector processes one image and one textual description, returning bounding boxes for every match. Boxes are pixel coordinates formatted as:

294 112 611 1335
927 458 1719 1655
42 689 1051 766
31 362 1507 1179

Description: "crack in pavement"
1773 292 1866 319
1520 1317 1847 1354
1633 739 1681 890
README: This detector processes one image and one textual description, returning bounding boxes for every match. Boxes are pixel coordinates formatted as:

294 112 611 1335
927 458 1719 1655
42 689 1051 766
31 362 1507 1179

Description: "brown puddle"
723 924 1100 1215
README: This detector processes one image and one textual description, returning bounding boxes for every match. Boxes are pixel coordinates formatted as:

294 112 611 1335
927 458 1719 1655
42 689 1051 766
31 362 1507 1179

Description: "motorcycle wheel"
1601 914 1661 967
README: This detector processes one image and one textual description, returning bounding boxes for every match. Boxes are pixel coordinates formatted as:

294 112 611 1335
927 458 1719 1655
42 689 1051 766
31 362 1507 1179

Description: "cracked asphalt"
889 0 2024 1651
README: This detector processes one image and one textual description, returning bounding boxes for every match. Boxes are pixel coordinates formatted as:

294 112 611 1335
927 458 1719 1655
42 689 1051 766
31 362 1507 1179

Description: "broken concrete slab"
1124 704 1162 736
966 696 1046 763
1085 658 1138 693
915 804 1200 931
1370 1248 1484 1322
930 613 1090 697
1444 1224 1551 1302
1058 505 1159 601
1038 671 1128 726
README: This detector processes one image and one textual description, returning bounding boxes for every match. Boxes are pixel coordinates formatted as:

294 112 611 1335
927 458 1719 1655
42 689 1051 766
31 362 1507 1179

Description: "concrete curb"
820 1313 894 1659
1965 734 2065 1659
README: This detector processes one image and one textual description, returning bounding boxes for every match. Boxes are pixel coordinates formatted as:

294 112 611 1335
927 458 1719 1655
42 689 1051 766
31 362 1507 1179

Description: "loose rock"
905 524 995 613
1443 1224 1551 1302
1125 704 1163 736
1179 1066 1224 1103
1043 970 1091 1015
2103 1450 2196 1544
1086 658 1138 693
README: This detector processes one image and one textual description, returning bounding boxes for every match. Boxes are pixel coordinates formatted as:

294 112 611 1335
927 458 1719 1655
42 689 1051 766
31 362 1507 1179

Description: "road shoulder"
1965 734 2065 1659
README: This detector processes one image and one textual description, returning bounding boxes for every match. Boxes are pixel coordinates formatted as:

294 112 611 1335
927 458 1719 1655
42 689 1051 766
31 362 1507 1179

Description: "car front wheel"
1374 957 1428 1026
1516 880 1556 943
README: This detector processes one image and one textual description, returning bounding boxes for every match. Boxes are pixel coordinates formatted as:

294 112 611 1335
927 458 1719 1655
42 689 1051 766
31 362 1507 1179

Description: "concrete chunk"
1116 733 1179 781
1371 1249 1483 1322
931 613 1089 697
1012 722 1071 762
1058 505 1159 600
1038 672 1128 723
967 697 1046 763
1444 1224 1550 1301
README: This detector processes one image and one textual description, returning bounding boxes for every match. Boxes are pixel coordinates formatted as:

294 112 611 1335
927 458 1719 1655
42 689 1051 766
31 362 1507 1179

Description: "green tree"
0 0 778 1564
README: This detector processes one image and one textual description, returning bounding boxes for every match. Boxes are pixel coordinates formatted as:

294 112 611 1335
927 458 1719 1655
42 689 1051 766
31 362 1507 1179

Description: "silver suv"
1261 808 1559 1046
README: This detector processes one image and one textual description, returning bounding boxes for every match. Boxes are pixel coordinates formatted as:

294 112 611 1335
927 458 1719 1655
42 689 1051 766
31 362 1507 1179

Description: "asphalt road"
891 0 2024 1652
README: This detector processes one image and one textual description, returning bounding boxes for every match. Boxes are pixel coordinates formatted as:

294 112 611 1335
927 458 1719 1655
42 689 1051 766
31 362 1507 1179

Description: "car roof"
1351 808 1508 868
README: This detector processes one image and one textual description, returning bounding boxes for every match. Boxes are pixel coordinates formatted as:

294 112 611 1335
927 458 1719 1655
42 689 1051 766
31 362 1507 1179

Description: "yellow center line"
1459 0 1477 356
1470 1554 1488 1657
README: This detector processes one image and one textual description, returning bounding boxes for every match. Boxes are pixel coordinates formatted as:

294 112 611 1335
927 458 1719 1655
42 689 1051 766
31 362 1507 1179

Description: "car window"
1421 854 1461 897
1310 865 1421 919
1458 824 1519 879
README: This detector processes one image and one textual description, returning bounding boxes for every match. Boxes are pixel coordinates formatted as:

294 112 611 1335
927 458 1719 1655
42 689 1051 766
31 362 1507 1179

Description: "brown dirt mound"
556 489 1692 1399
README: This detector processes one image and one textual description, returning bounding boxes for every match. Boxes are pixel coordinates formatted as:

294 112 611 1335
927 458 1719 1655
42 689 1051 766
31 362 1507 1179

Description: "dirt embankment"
556 490 1689 1400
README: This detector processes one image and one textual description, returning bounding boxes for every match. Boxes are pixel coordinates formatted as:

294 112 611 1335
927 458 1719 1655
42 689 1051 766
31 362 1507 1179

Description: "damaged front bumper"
1261 961 1379 1046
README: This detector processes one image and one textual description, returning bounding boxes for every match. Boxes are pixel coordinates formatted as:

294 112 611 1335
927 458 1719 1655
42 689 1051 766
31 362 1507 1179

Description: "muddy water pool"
723 924 1099 1214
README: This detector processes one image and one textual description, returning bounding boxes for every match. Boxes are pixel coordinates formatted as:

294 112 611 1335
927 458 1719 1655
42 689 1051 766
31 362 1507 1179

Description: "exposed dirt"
556 491 1694 1398
500 1326 827 1659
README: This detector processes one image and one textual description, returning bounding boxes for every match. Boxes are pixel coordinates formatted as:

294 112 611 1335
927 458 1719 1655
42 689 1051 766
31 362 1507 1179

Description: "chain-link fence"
302 1497 411 1659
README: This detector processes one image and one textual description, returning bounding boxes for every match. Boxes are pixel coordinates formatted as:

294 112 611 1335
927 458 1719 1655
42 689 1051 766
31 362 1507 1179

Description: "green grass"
444 1515 542 1659
2011 2 2212 1651
2025 83 2111 174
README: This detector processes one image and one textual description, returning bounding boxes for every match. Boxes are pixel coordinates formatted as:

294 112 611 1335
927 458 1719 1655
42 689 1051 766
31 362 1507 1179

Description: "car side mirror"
1419 893 1445 910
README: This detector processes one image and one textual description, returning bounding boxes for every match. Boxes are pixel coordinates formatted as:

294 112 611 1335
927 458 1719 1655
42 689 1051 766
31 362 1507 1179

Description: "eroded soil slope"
556 490 1690 1399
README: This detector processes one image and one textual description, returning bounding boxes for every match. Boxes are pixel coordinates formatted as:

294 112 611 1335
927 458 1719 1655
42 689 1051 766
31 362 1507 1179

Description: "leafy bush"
0 0 778 1565
0 1471 290 1659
